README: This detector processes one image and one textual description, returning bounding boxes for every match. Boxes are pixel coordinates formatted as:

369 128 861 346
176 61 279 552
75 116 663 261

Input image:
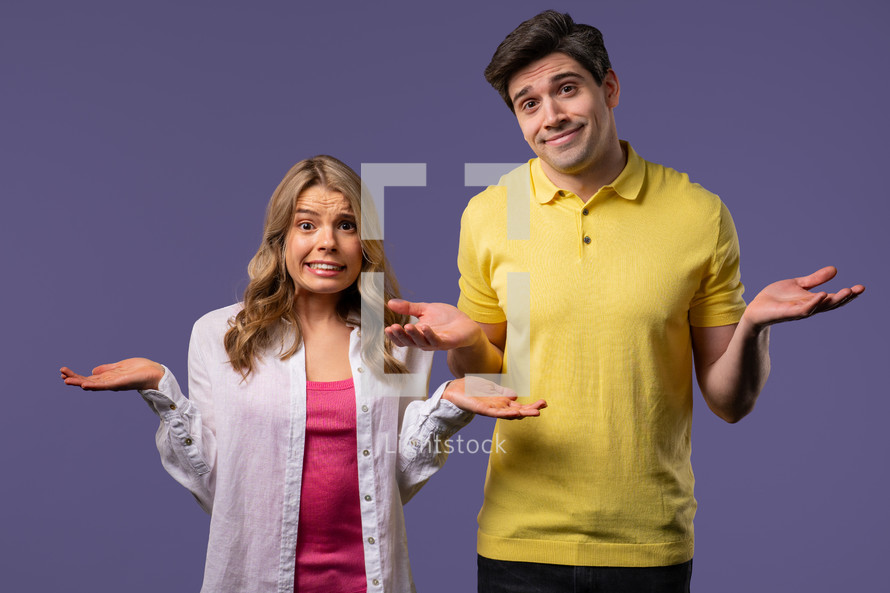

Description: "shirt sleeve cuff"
423 380 475 436
139 365 187 417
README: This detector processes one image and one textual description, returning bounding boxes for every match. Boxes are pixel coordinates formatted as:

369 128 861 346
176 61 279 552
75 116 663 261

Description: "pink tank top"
295 378 366 593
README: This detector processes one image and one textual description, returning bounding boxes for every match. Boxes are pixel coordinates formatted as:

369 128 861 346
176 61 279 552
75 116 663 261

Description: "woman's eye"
340 221 357 231
298 222 313 231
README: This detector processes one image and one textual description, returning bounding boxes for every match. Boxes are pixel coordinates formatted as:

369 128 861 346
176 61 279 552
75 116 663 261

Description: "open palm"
385 299 481 351
60 357 165 392
744 266 864 329
443 376 546 419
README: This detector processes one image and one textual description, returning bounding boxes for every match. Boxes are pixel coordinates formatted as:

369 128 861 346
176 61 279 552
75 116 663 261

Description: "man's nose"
541 98 566 127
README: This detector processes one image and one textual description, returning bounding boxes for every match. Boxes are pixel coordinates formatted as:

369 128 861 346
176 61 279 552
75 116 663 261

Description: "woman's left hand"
442 376 546 419
60 358 166 392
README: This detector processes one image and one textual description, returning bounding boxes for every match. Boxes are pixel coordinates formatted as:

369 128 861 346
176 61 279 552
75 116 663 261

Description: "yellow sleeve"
456 191 507 324
689 201 747 327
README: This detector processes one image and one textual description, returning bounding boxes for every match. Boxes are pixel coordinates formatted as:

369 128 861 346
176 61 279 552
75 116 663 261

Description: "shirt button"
583 236 591 244
372 579 380 586
184 437 193 446
582 208 589 216
169 404 176 411
364 494 372 501
362 449 370 457
357 367 364 373
361 405 369 413
368 537 375 544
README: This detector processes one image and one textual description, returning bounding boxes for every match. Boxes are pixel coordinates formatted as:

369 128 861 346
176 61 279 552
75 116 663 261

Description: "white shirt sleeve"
138 325 217 513
396 380 474 503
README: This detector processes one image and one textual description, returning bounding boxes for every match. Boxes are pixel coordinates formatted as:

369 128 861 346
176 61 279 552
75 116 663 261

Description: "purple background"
3 1 887 591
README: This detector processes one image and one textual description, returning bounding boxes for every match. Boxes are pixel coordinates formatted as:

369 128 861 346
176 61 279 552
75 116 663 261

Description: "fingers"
386 299 425 317
385 323 445 351
385 325 410 347
484 398 547 419
515 399 548 417
407 324 443 348
799 291 829 317
387 324 422 348
91 362 120 375
60 366 89 387
61 363 119 390
796 266 838 290
59 366 80 379
822 287 852 308
61 372 101 390
817 285 865 313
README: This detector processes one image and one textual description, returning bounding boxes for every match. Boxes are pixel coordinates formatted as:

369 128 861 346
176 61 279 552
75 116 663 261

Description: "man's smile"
542 124 584 146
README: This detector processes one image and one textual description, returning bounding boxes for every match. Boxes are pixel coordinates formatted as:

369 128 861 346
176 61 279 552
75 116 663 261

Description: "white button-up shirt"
139 304 472 593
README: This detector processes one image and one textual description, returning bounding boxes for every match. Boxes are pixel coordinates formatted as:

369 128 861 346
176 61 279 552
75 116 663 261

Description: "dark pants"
478 555 693 593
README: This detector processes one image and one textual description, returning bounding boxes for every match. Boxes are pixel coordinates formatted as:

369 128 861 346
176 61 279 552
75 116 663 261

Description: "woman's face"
284 186 363 299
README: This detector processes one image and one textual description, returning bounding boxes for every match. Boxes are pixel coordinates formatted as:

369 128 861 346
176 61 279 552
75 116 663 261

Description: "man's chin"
541 153 591 176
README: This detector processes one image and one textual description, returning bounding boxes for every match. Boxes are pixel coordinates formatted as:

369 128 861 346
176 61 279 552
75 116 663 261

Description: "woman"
61 155 544 593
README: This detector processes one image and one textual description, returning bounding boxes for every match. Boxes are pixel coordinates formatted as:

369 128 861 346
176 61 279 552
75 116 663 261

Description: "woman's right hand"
60 358 166 392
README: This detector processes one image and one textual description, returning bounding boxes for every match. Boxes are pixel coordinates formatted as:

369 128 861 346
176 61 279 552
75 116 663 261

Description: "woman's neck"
296 293 355 382
294 293 346 330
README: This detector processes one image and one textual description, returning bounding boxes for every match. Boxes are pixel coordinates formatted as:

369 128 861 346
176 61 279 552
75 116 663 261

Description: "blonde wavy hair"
224 155 409 378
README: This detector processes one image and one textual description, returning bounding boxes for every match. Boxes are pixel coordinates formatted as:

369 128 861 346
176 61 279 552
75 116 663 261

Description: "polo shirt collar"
530 140 644 204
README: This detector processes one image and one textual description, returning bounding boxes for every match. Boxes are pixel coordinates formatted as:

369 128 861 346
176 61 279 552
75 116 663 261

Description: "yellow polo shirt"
457 142 746 567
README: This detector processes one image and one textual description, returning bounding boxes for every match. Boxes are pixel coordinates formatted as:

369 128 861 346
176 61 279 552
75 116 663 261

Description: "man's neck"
541 141 627 202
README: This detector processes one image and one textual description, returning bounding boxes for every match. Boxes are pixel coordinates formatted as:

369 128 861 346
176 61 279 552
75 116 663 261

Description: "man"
386 10 863 592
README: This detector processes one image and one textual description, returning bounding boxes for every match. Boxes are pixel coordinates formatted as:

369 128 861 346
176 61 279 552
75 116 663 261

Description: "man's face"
507 53 620 179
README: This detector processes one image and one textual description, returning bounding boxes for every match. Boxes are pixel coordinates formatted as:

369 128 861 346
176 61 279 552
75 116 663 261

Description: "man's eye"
522 100 538 111
560 85 575 94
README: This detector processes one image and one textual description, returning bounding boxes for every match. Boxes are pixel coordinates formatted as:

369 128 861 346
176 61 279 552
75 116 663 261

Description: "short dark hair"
484 10 612 112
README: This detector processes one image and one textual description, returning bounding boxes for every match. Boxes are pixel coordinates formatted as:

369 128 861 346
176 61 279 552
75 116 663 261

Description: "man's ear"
603 69 620 108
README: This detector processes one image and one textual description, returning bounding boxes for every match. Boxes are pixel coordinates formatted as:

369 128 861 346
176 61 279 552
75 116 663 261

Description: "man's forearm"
699 319 771 423
447 331 504 377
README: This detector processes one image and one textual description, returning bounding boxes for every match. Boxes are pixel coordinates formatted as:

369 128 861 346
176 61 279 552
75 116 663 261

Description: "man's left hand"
742 266 864 330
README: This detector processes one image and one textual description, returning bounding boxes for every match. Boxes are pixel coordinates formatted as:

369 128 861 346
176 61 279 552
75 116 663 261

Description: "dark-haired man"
386 10 863 592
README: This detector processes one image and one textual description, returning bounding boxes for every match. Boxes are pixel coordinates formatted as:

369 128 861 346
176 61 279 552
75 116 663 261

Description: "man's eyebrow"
511 85 533 105
511 71 586 106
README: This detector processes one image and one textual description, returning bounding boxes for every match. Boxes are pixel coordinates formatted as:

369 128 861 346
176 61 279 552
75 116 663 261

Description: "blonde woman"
61 155 545 593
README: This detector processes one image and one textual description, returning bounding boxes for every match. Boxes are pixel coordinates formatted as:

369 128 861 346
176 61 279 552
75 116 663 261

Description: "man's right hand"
385 299 485 351
60 358 165 392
